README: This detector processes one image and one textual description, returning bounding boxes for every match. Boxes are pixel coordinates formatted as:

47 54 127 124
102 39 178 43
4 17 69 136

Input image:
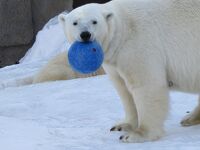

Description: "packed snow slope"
0 66 200 150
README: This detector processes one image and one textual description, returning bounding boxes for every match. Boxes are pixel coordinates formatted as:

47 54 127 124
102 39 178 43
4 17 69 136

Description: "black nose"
80 31 91 42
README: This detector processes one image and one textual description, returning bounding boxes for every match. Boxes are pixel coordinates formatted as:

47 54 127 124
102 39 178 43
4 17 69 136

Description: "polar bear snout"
80 31 92 42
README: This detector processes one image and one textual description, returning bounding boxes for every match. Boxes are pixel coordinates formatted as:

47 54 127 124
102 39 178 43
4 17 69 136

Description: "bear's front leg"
120 85 169 143
109 74 138 132
103 65 138 132
109 78 138 132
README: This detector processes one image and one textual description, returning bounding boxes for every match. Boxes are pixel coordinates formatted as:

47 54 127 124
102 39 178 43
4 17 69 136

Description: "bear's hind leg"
181 96 200 126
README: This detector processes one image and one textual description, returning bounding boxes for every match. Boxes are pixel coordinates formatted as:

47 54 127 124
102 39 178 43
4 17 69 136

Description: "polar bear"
57 0 200 143
33 51 105 83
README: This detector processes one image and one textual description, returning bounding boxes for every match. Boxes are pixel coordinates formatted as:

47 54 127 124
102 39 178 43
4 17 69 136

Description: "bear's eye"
73 21 78 26
92 20 97 25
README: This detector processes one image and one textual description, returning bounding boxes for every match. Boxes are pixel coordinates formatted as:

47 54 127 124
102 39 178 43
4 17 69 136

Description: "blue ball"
68 41 104 74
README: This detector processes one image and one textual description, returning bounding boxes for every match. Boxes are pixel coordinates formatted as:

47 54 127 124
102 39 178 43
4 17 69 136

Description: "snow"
0 11 200 150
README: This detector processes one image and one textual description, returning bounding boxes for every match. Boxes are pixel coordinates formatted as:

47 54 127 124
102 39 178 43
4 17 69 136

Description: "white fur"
33 52 104 83
58 0 200 142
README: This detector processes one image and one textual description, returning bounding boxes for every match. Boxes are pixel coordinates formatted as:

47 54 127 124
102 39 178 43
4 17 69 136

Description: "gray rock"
0 0 73 67
0 44 32 67
32 0 73 34
0 0 33 46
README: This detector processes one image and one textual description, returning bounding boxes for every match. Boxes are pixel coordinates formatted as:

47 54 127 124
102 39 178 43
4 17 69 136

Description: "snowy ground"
1 12 200 150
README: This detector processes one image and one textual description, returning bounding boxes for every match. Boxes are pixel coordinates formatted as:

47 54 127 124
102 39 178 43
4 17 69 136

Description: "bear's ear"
58 14 67 26
103 12 113 21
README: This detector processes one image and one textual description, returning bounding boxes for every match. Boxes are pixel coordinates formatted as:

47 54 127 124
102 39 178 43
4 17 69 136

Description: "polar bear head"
58 3 114 48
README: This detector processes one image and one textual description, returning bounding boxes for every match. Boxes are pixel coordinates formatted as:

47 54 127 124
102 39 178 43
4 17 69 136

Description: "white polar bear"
32 51 105 83
58 0 200 143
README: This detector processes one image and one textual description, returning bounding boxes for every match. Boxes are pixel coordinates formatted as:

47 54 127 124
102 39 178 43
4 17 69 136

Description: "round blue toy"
68 41 104 74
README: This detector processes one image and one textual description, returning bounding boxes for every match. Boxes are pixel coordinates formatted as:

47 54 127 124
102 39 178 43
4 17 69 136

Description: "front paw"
119 128 164 143
110 122 133 132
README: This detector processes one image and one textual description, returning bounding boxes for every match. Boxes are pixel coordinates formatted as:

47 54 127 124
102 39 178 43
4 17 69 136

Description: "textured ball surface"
68 41 104 74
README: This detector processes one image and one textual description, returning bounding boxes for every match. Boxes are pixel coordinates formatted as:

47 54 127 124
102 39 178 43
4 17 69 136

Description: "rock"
0 0 33 46
0 0 73 67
